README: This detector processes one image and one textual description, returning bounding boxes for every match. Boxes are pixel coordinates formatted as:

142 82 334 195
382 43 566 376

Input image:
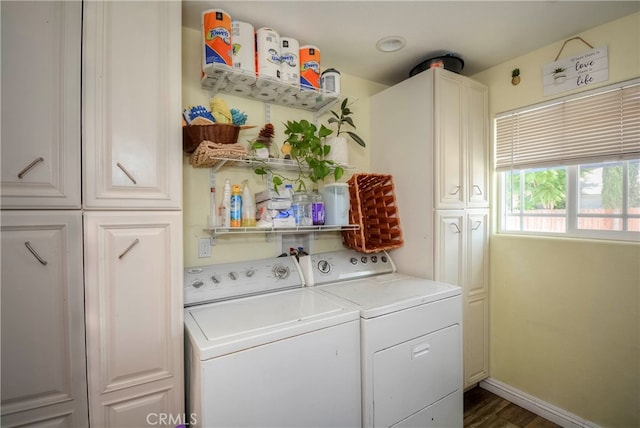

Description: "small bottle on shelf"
230 184 243 227
310 186 325 225
292 190 312 226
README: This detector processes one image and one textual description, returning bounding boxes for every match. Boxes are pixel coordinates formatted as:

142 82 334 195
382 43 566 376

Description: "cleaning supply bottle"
208 171 217 228
220 179 232 228
230 184 242 227
292 190 312 226
241 180 256 227
310 185 325 225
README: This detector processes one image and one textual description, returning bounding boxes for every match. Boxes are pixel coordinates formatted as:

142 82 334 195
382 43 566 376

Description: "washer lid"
319 273 461 319
185 288 359 360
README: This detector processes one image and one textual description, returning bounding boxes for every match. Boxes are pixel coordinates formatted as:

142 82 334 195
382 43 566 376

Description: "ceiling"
182 1 639 86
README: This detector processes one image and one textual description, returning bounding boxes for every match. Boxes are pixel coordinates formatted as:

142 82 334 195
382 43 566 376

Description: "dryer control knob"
273 264 290 279
229 271 239 280
350 257 358 265
318 260 331 274
246 269 256 277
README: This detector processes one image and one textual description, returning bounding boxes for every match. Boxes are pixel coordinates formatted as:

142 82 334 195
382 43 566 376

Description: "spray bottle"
219 179 231 228
241 180 256 227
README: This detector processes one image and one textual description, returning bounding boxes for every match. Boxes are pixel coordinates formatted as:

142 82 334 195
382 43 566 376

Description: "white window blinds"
495 80 640 171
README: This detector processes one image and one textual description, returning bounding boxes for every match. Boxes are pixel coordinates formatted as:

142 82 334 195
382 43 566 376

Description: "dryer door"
372 324 461 427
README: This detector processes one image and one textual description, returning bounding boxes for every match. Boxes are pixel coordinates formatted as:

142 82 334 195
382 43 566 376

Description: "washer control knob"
192 280 204 288
381 255 388 263
211 274 221 284
371 255 378 263
361 256 368 264
273 264 290 279
350 257 358 265
246 269 255 277
318 260 331 274
229 271 239 280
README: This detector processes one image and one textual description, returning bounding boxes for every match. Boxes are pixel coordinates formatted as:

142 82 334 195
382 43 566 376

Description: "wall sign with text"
543 46 608 96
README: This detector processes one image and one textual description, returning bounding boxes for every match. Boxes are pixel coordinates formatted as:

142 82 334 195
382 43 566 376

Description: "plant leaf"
346 131 366 147
334 166 344 181
342 116 356 129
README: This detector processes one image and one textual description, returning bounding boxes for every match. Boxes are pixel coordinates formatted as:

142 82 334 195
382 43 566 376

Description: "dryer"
184 255 361 428
301 249 463 428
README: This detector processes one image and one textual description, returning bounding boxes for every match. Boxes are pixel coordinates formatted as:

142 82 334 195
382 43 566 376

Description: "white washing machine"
184 255 361 428
300 249 463 428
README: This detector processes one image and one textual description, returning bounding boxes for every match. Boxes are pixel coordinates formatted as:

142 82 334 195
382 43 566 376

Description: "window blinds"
495 80 640 171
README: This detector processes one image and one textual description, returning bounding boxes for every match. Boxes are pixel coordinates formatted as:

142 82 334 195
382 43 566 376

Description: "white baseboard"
479 378 601 428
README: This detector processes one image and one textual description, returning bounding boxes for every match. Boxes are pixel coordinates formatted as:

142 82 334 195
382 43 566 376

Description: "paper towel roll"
231 20 255 74
280 37 300 86
202 9 232 71
256 27 281 80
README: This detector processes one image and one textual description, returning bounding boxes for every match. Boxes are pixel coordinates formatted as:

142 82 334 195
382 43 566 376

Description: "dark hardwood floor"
464 387 561 428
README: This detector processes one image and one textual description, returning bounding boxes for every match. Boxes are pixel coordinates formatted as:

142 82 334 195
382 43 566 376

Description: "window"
496 80 640 241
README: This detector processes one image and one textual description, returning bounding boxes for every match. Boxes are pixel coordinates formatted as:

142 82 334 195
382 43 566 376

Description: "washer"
184 255 361 428
300 249 463 428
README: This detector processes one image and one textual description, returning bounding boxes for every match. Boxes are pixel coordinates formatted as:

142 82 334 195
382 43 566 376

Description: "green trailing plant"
253 119 344 193
327 98 366 147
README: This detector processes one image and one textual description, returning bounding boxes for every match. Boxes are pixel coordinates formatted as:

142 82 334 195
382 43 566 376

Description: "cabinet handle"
17 157 44 179
24 241 48 266
118 238 139 259
473 184 483 195
472 221 482 231
450 223 461 234
116 162 137 184
449 185 461 196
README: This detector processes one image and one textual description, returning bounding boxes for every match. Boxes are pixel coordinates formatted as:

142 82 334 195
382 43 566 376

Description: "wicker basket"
342 173 404 253
183 124 240 153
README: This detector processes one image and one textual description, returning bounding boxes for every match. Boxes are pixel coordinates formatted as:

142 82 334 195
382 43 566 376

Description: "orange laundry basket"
342 173 404 253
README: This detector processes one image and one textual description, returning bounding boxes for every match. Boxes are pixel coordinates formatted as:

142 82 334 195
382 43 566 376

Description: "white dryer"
301 249 463 428
184 255 361 428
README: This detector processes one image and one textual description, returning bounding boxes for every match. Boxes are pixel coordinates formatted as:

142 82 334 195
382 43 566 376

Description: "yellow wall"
472 13 640 427
181 27 386 266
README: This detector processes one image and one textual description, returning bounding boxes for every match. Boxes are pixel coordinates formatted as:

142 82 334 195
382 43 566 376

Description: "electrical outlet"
198 237 211 258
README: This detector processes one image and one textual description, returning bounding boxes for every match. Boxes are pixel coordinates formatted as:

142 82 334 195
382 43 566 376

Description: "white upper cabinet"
82 1 182 210
1 2 81 209
466 81 490 208
434 70 489 209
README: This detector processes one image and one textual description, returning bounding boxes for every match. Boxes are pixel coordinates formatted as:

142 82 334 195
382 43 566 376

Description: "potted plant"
324 98 366 165
553 67 566 83
253 119 344 193
511 68 520 86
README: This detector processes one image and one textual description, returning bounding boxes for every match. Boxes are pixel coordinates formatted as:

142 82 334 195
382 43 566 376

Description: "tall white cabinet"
1 1 184 426
1 2 88 426
82 1 183 426
371 68 489 389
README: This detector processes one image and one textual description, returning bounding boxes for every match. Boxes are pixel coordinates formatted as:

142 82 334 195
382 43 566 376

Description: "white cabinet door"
1 212 88 427
0 2 81 209
464 296 489 388
83 1 182 210
464 209 489 387
466 82 490 208
83 211 183 427
466 209 489 299
434 71 465 209
434 211 464 286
